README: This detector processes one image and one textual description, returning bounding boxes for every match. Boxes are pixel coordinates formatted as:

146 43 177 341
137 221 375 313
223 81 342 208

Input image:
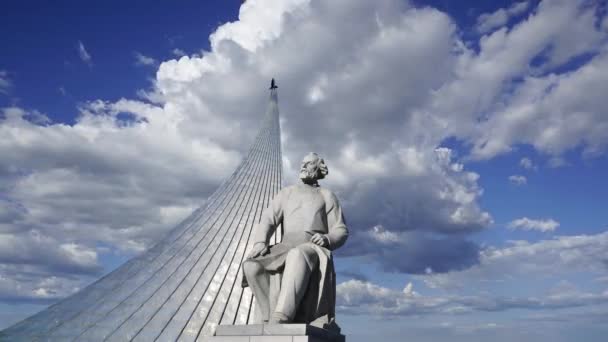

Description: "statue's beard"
299 168 318 182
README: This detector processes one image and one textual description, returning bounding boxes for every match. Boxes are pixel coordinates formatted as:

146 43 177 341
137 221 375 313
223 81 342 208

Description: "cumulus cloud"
0 231 101 275
508 217 559 232
472 50 608 158
134 52 157 66
0 70 11 94
77 40 92 65
0 0 498 305
338 231 608 325
426 0 608 160
0 267 87 304
327 146 492 245
1 0 607 305
152 0 493 274
420 231 607 291
0 102 240 301
1 104 238 246
476 1 530 34
342 225 481 274
508 175 527 185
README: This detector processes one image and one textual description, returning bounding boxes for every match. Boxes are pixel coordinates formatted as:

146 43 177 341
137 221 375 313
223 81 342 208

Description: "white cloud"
472 50 608 159
508 217 559 232
337 278 608 317
0 230 101 275
0 101 240 301
1 103 238 245
476 1 530 34
334 146 492 238
427 0 608 160
338 232 608 327
420 231 608 291
0 228 101 303
519 157 536 170
508 175 527 185
172 48 186 57
343 226 482 274
0 0 496 302
77 40 92 65
1 0 606 306
0 70 11 94
0 267 86 303
209 0 310 52
134 52 157 66
154 0 493 239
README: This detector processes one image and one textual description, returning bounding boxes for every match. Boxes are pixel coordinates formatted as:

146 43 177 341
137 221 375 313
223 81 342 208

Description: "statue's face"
299 154 320 181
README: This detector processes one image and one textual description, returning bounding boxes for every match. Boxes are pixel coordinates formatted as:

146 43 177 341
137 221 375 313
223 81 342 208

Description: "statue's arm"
325 192 349 250
252 189 285 245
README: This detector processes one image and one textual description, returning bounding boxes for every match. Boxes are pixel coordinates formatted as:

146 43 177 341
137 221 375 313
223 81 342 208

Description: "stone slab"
208 336 250 342
215 324 265 336
250 336 293 342
210 324 345 342
262 323 310 335
208 337 334 342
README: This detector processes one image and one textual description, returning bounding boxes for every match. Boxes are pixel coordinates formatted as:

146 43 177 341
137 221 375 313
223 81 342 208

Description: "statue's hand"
248 242 269 259
310 233 329 248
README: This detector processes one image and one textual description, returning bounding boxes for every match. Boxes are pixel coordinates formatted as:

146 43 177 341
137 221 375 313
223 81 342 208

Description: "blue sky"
1 0 608 341
0 1 240 122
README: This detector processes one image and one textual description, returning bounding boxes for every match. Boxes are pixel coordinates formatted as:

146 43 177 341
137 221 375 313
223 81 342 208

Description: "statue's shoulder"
318 187 339 203
275 184 297 198
281 184 299 193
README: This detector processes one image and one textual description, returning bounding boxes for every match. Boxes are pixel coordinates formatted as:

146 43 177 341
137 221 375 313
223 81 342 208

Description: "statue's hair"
306 152 329 180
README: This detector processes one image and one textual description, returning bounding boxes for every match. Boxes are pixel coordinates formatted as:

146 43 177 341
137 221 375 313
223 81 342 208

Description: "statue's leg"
273 246 319 322
243 260 271 322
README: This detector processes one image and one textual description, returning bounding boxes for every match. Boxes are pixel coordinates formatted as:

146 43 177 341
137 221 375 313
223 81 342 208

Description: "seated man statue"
242 152 348 327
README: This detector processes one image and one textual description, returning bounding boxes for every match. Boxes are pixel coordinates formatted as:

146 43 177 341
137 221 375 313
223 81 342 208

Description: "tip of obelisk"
270 78 278 90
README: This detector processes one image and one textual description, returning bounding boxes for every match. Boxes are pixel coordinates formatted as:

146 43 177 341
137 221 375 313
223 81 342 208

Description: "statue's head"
299 152 328 184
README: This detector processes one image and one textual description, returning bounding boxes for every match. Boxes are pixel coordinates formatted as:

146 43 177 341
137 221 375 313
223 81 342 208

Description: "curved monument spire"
1 80 283 341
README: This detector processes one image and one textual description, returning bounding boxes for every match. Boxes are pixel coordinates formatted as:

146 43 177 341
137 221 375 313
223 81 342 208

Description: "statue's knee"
243 260 262 277
288 246 319 267
285 248 305 265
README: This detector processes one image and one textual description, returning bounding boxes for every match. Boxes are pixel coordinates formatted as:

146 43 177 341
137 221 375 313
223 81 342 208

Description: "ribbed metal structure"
1 86 283 341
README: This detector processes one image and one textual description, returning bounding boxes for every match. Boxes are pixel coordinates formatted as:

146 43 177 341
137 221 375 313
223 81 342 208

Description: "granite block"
262 323 308 335
293 336 327 342
250 336 293 342
216 324 264 336
212 324 345 342
208 336 250 342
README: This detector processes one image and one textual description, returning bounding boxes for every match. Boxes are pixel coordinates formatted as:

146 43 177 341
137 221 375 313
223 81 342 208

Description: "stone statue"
242 152 348 328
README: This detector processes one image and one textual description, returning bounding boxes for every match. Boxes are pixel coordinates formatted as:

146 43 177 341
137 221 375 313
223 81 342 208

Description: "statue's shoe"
269 312 291 324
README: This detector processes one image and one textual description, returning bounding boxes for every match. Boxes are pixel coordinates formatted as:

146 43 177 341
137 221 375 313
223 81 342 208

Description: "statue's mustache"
299 168 316 179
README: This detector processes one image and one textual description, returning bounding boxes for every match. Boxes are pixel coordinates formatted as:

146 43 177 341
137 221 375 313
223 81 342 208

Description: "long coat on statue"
242 182 348 327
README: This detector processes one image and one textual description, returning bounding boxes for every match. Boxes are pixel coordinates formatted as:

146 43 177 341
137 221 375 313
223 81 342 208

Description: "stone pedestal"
209 324 346 342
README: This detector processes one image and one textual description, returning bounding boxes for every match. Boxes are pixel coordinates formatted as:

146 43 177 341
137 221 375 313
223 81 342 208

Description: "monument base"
210 324 346 342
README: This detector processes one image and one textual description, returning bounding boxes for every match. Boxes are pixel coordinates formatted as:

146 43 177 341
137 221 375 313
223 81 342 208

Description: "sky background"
1 0 608 341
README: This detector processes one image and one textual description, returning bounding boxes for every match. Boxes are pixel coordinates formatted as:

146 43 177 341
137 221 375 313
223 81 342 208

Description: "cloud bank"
0 0 606 309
